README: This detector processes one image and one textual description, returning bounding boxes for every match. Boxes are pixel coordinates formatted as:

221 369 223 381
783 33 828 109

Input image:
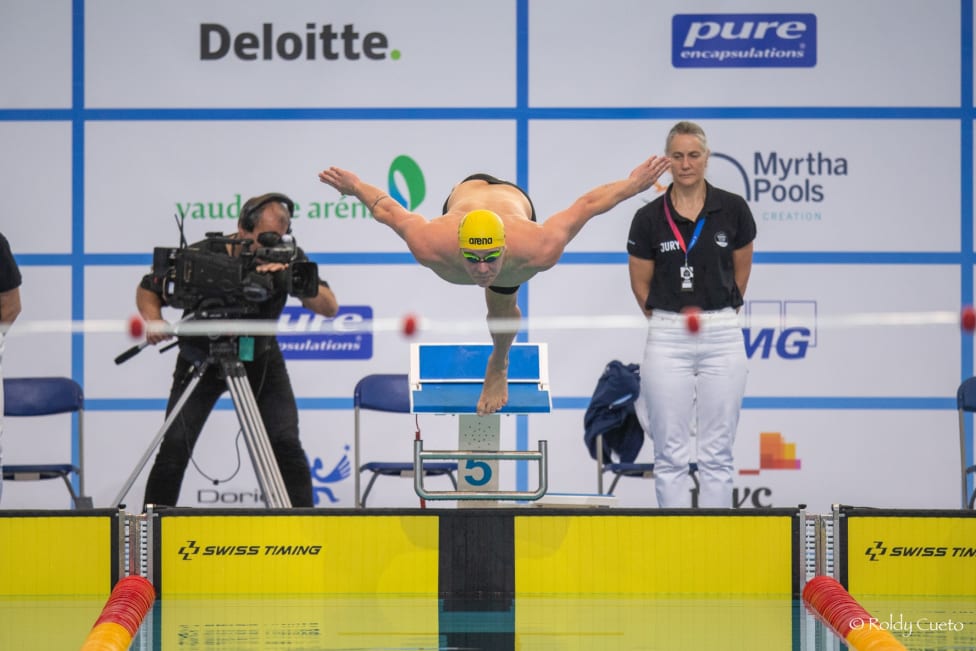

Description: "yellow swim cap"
458 210 505 250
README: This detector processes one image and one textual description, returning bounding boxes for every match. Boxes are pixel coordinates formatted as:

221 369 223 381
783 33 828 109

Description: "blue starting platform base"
408 343 552 414
407 343 551 503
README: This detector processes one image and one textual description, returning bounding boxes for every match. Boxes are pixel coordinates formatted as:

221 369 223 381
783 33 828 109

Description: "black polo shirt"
627 182 756 312
0 233 21 294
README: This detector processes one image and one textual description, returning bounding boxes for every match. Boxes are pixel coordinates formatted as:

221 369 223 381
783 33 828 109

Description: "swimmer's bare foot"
477 352 509 415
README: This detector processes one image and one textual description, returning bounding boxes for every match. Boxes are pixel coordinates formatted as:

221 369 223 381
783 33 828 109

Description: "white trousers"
639 308 748 508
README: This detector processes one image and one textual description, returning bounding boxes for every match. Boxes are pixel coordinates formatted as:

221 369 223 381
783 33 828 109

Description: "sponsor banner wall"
0 123 73 254
530 264 961 398
0 1 972 511
2 267 73 377
743 265 959 396
84 120 518 254
528 0 959 107
85 1 517 108
530 119 960 253
0 1 73 109
531 409 960 512
731 412 959 512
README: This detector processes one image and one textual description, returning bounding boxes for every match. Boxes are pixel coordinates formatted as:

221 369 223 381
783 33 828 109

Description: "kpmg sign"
672 14 817 68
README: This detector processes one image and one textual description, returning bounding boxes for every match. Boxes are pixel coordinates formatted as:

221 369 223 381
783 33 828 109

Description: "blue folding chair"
595 431 700 497
3 376 92 509
956 377 976 509
353 374 457 507
584 361 699 500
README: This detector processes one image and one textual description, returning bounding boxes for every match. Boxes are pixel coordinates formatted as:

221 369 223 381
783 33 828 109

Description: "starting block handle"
413 439 548 501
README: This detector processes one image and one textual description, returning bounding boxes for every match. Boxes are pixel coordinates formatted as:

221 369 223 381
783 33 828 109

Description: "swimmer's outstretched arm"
534 155 671 266
318 166 440 260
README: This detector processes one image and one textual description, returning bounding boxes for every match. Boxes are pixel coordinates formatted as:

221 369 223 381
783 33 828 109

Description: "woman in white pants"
627 122 756 508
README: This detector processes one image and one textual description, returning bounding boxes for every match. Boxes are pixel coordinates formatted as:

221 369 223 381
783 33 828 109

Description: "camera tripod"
114 338 292 509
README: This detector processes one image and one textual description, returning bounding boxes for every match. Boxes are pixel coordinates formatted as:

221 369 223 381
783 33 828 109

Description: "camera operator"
135 193 338 509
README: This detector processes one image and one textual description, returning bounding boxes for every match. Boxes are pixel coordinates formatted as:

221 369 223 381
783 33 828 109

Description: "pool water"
4 594 973 650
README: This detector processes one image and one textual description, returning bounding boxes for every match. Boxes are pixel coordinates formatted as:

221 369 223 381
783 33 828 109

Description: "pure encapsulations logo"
277 305 372 360
672 14 817 68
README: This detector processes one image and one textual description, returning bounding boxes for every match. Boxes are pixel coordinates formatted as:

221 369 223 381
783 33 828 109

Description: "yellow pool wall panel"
0 514 113 597
514 514 794 596
846 515 976 596
159 514 440 596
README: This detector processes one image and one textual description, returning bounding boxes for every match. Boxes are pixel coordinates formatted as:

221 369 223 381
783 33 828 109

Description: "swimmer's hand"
318 166 362 197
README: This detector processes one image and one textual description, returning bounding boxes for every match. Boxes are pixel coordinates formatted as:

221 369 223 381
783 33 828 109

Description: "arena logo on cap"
277 305 372 360
672 13 817 68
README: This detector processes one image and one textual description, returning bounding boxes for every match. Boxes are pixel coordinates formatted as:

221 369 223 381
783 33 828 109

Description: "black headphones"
239 192 295 233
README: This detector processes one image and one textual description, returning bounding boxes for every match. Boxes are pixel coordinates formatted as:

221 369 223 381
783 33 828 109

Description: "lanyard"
663 195 705 264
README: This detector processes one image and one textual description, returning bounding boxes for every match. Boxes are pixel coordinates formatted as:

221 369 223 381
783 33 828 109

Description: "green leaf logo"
387 155 425 210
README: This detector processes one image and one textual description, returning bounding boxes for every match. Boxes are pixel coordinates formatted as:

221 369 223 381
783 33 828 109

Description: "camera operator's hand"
144 318 173 345
255 262 288 274
136 286 174 345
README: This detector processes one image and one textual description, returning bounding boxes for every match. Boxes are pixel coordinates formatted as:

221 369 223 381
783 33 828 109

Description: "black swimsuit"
442 173 538 221
443 174 537 295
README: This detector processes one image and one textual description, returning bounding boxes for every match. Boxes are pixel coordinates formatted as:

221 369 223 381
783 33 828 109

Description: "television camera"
152 231 320 312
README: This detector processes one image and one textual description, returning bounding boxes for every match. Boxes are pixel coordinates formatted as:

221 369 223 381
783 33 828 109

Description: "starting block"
409 343 551 502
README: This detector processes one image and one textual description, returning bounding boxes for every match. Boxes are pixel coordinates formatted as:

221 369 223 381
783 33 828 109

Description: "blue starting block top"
409 343 552 414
